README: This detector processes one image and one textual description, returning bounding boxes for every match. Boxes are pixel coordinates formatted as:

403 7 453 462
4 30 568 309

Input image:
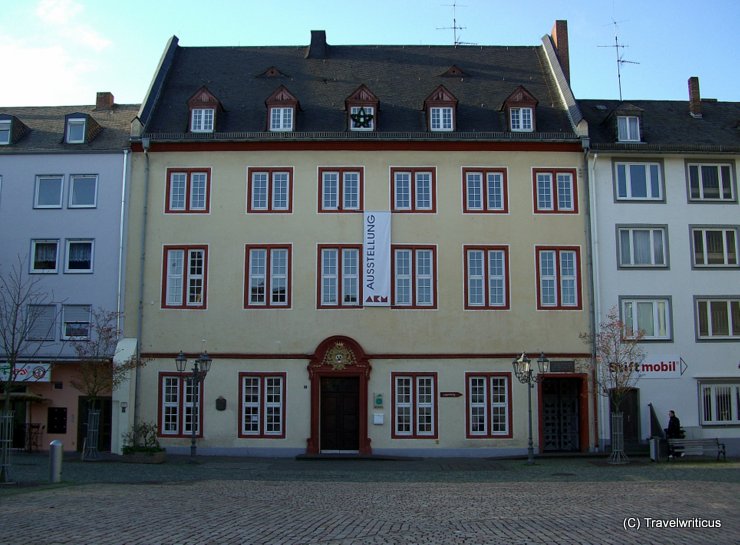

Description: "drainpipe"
116 149 129 330
134 137 151 428
587 149 603 450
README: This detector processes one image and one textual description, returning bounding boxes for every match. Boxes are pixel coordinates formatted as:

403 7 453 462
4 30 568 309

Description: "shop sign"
0 362 52 383
363 211 391 306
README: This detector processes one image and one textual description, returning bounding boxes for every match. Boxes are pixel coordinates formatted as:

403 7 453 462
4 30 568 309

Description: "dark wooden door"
320 377 359 451
614 389 640 449
542 378 580 452
77 397 112 452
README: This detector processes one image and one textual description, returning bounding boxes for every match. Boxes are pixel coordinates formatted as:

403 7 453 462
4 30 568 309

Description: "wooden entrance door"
320 377 359 451
542 378 580 452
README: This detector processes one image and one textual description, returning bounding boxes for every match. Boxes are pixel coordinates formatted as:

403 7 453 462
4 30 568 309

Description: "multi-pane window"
536 247 581 310
621 298 671 340
392 246 436 308
391 168 436 212
239 373 286 438
533 169 577 213
34 175 63 208
349 106 375 131
462 169 507 213
69 175 98 208
617 116 640 142
247 168 292 213
464 246 509 310
65 240 94 273
166 169 210 213
245 245 291 308
61 304 91 339
691 227 738 268
66 118 86 143
162 246 208 309
0 120 10 145
510 107 533 132
27 304 56 341
318 246 361 308
318 168 363 212
392 374 437 438
687 163 735 201
190 108 214 132
615 162 662 200
269 107 294 131
159 374 203 437
31 240 59 273
617 226 668 268
700 383 740 425
696 298 740 340
467 374 511 437
429 107 453 131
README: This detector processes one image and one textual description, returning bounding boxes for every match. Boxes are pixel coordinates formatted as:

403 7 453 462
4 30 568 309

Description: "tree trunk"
609 411 630 465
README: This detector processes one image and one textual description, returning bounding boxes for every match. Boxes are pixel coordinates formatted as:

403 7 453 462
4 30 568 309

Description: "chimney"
688 77 702 118
95 92 114 110
305 30 327 59
551 20 570 84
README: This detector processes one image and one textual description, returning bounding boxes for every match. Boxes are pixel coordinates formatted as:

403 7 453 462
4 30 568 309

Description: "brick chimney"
551 20 570 84
688 77 702 118
305 30 328 59
95 92 114 110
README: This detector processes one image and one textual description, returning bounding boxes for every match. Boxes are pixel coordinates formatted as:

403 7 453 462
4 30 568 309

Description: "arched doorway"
307 336 371 455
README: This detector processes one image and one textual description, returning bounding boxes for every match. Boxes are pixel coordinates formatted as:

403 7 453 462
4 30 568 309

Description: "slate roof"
0 103 139 153
143 38 578 141
580 99 740 153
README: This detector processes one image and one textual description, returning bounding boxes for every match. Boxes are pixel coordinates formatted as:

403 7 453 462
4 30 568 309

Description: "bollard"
49 440 63 483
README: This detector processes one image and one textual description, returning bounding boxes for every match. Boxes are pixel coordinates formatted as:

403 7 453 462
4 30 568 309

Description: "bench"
667 438 726 461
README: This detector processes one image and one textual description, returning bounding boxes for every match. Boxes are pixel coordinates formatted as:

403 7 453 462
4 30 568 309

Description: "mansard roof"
580 99 740 152
142 35 578 140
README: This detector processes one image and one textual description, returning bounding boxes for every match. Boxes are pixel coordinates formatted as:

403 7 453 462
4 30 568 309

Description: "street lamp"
175 350 212 459
512 352 550 465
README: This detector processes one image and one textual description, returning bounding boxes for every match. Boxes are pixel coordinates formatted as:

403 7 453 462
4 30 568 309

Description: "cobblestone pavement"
1 454 738 545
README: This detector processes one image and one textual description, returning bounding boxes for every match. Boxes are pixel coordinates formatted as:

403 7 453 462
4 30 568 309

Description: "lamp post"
512 352 550 465
175 350 212 459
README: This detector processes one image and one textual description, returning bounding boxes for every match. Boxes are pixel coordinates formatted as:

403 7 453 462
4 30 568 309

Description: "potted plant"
121 422 166 463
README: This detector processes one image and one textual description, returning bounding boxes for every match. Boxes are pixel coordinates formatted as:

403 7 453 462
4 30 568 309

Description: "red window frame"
391 372 438 439
465 372 513 439
535 246 583 310
317 167 364 213
316 244 363 309
238 372 287 439
244 244 292 309
157 372 204 439
463 245 510 310
161 245 208 310
391 245 437 309
390 167 437 213
165 168 211 213
532 168 578 214
462 168 509 213
246 167 293 213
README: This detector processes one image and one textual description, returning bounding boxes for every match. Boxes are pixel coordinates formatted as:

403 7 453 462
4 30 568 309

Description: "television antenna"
437 2 476 46
598 20 639 101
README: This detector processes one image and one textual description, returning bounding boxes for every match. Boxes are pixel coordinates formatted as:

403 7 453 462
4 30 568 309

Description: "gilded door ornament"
323 341 356 370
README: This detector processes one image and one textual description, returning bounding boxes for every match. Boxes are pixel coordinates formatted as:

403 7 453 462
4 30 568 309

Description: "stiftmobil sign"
0 362 52 383
638 355 687 379
363 211 391 306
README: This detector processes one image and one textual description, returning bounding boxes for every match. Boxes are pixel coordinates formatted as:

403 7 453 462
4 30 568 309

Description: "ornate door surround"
307 336 371 455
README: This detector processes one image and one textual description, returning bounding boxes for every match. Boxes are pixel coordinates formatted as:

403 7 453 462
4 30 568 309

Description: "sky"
1 0 739 107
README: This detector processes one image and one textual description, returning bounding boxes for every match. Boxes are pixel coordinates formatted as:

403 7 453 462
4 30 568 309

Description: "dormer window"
66 118 86 143
0 120 10 145
617 115 640 142
346 85 379 132
187 86 222 134
266 85 299 132
503 86 537 133
424 85 457 132
0 115 29 145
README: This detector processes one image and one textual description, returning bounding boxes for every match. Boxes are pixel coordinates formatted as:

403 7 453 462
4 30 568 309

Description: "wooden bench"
667 438 726 461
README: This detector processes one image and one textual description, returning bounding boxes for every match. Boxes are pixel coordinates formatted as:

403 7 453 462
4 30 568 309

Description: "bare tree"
0 256 59 482
581 305 645 464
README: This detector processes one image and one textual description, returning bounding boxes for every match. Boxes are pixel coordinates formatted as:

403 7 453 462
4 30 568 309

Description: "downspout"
134 138 151 428
588 150 603 450
116 149 129 331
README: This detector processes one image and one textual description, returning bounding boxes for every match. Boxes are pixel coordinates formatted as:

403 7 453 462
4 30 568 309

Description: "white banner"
363 211 391 306
637 356 686 379
0 362 52 383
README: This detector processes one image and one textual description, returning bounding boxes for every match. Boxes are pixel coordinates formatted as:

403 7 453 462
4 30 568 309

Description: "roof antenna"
598 20 639 101
437 2 475 46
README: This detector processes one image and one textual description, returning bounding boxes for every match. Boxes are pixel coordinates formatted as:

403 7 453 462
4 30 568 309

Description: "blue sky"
1 0 738 106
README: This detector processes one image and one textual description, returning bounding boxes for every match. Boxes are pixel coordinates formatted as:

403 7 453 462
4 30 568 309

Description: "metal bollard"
49 440 63 483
